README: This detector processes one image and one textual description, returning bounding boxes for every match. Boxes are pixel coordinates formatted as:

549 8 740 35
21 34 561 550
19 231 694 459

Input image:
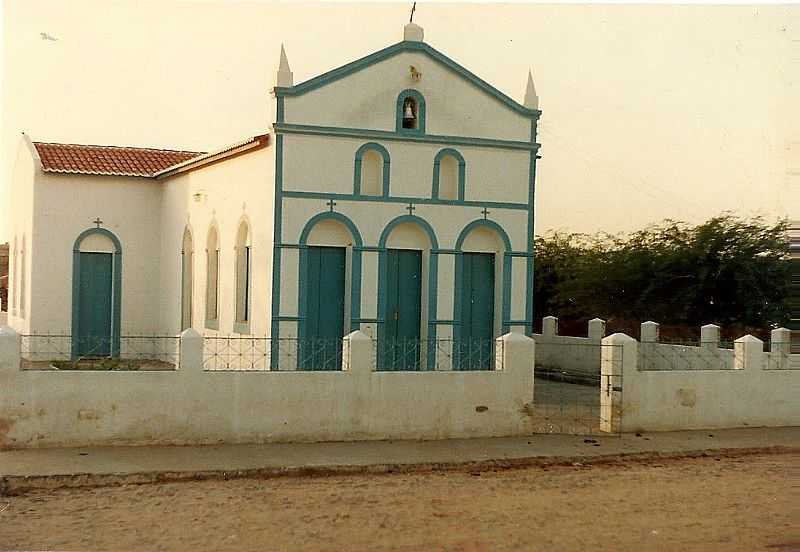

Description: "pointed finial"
524 69 538 110
277 43 293 87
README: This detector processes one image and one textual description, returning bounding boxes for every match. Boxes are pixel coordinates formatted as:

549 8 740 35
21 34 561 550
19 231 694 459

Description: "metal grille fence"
202 337 344 371
532 342 622 436
20 334 179 370
372 338 499 371
765 344 799 370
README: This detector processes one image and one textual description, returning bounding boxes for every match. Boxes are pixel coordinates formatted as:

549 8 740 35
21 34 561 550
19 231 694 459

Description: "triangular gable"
274 41 540 119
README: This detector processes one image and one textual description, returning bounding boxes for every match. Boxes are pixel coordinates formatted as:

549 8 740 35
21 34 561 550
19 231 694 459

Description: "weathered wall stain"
676 388 697 408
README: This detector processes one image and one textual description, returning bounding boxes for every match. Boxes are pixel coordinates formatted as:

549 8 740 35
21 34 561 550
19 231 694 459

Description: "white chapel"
5 22 542 370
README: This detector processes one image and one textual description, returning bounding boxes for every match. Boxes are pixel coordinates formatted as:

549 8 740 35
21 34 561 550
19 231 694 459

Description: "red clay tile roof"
33 142 204 177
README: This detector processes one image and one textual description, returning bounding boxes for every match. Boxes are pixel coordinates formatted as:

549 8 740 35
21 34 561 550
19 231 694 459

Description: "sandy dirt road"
1 451 797 552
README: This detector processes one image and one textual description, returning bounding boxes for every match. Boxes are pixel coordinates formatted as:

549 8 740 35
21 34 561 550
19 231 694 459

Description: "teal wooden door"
383 249 422 370
302 246 346 370
77 252 113 357
459 253 495 370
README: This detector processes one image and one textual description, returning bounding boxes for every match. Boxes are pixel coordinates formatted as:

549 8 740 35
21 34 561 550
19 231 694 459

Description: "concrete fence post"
600 333 637 434
179 328 204 374
0 326 20 373
770 328 791 370
700 324 721 349
588 318 606 342
640 321 660 343
542 316 558 337
343 330 372 376
497 332 535 401
734 334 763 371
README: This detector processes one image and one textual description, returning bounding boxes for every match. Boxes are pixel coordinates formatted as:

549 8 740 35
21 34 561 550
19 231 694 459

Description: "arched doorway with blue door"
454 220 511 370
297 212 363 370
377 215 439 371
71 227 122 359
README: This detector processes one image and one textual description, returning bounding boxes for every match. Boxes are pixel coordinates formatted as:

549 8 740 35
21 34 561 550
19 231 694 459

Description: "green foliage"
534 215 790 329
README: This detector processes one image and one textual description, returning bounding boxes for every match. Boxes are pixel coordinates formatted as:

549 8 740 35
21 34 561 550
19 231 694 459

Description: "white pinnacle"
524 70 538 110
277 44 293 87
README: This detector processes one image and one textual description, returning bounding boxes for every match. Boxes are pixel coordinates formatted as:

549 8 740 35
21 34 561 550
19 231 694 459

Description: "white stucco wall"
277 196 529 343
282 134 530 204
29 172 164 335
5 137 37 334
0 330 536 448
159 146 275 337
600 334 800 432
284 51 532 143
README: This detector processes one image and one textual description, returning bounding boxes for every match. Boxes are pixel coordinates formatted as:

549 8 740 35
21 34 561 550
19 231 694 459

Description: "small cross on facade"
326 199 337 212
93 217 103 228
481 207 490 220
406 203 416 216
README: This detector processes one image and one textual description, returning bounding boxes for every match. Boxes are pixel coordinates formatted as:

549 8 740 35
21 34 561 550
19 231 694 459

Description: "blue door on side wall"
459 252 495 370
301 246 346 370
382 249 422 370
77 252 113 357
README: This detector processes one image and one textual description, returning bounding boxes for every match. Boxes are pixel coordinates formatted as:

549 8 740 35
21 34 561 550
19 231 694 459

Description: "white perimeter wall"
601 334 800 432
0 330 535 449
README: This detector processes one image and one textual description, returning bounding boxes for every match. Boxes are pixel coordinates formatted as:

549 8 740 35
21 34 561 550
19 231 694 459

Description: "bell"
403 103 415 120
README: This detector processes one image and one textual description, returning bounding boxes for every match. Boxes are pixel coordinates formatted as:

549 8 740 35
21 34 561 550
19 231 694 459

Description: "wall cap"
602 332 637 344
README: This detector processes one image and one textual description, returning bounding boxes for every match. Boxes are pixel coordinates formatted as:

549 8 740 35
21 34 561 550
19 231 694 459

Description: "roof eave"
155 134 270 180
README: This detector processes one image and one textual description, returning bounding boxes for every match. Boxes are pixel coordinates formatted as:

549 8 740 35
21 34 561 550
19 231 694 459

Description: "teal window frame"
353 142 391 197
71 227 123 359
395 89 426 135
432 148 465 201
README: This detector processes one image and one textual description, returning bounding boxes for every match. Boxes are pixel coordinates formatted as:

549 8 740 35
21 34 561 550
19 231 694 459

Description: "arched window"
353 143 390 197
19 235 26 319
432 148 466 201
181 227 194 331
395 89 426 134
234 220 251 333
205 225 220 329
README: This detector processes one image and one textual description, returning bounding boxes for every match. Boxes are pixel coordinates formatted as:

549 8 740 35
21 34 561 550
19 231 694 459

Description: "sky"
1 1 797 242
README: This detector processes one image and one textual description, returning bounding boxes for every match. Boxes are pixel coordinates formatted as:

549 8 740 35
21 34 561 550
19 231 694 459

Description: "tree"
534 215 790 332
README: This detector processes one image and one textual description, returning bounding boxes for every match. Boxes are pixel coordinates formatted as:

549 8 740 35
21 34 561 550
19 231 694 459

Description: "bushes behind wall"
534 215 791 335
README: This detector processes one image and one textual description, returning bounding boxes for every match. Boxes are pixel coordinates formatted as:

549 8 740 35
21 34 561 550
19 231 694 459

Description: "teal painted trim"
432 148 466 201
396 89 426 135
274 41 542 118
376 215 440 370
454 219 512 251
297 211 365 336
377 214 440 250
276 95 285 122
71 227 122 359
453 220 513 347
353 142 391 196
526 151 536 336
205 319 219 330
275 123 540 152
276 315 302 321
269 132 284 367
281 190 528 211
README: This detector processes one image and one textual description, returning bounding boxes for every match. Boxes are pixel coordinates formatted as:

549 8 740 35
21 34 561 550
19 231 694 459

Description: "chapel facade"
5 23 542 370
